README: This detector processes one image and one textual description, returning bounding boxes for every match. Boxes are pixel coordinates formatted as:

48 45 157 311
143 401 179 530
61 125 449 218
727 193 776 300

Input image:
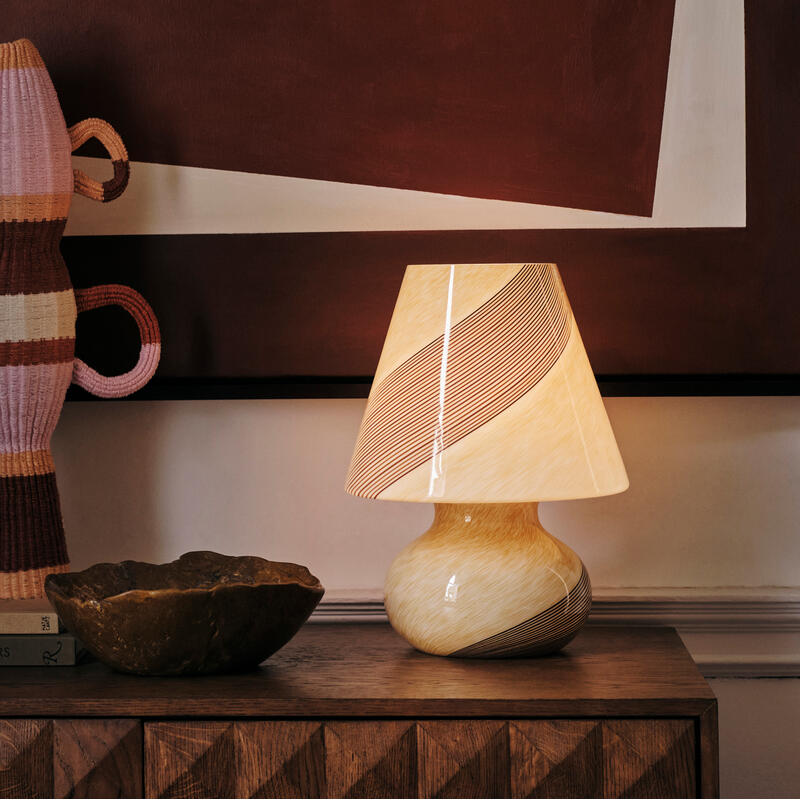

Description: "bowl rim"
44 551 325 604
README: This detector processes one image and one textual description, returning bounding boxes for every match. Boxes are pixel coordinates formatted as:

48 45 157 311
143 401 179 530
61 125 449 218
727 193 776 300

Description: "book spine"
0 613 61 635
0 635 78 666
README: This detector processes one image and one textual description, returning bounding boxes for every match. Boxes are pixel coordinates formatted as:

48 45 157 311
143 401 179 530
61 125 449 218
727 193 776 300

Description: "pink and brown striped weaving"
0 38 160 598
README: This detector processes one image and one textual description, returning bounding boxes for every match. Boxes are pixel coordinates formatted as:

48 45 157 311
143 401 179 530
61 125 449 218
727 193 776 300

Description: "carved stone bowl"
44 551 324 676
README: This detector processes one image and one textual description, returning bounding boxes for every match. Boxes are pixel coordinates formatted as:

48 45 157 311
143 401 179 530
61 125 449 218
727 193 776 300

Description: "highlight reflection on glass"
427 264 455 498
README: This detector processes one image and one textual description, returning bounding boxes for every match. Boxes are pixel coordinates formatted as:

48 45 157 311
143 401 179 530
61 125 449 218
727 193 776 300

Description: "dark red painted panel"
22 0 800 396
6 0 674 215
64 222 782 381
61 0 800 390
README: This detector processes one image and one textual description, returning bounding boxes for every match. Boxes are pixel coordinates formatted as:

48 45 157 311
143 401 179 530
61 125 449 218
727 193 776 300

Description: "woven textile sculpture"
0 39 161 598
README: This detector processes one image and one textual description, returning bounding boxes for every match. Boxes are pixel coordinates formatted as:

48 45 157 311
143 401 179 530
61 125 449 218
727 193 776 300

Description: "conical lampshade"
346 263 627 502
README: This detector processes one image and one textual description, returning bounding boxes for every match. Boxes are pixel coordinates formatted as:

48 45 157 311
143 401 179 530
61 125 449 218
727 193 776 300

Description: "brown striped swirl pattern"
450 566 592 657
346 264 571 499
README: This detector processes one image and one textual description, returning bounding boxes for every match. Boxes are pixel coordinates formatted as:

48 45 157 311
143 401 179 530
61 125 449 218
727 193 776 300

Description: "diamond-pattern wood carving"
143 717 700 798
417 720 510 799
146 722 236 798
53 719 142 798
510 720 603 798
325 721 416 799
238 721 325 798
0 720 52 799
602 719 696 799
145 721 327 799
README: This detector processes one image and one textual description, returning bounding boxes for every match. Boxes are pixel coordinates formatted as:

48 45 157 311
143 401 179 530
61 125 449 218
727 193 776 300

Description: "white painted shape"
53 396 800 590
652 0 746 225
63 0 745 236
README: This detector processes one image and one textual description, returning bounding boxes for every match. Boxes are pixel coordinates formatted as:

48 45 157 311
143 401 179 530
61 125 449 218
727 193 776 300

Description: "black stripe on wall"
62 223 790 387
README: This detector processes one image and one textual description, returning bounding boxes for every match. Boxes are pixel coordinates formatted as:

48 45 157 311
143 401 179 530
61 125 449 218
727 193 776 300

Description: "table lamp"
345 263 628 657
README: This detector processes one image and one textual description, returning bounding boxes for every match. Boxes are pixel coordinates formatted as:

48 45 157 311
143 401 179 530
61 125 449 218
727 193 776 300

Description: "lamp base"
384 502 591 657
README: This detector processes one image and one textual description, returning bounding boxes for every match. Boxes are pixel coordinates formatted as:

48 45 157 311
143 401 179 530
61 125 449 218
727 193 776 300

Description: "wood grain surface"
0 625 713 718
146 722 234 798
698 703 720 798
238 721 326 799
602 720 695 798
0 626 716 798
143 719 699 798
53 719 142 798
0 720 51 799
417 720 509 798
325 721 416 799
509 720 603 798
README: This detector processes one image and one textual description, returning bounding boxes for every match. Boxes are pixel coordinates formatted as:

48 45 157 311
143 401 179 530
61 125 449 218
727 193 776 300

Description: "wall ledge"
311 588 800 678
312 587 800 631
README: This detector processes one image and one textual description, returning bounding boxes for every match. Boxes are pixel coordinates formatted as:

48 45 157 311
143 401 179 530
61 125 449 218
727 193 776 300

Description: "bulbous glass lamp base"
384 502 591 657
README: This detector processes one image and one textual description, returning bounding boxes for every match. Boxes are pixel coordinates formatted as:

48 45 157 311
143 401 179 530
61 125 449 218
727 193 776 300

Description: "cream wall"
53 396 800 591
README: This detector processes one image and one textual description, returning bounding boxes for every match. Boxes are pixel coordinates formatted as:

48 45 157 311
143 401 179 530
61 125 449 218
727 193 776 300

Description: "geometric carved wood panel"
145 721 233 798
237 721 326 798
417 720 509 798
53 719 142 799
145 721 326 799
144 718 697 798
0 719 142 799
0 720 52 799
325 721 416 798
510 720 604 798
602 719 696 799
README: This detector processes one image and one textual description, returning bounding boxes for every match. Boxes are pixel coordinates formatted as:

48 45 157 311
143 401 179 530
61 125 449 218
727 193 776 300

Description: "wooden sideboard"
0 624 717 798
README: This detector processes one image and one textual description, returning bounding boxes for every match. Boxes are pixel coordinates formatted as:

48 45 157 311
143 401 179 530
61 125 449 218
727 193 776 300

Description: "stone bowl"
44 551 324 676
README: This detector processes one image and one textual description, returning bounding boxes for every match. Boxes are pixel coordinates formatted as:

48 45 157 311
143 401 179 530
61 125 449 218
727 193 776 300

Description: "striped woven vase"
0 39 161 599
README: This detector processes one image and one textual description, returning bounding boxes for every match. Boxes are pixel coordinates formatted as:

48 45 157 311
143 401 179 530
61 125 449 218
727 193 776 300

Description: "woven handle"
72 285 161 398
69 118 130 202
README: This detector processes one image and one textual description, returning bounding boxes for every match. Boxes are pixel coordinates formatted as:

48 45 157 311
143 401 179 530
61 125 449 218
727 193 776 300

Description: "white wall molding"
691 654 800 679
310 588 800 678
585 587 800 633
312 587 800 631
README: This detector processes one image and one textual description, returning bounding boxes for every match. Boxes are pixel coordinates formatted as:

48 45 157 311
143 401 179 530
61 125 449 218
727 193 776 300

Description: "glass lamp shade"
345 263 628 503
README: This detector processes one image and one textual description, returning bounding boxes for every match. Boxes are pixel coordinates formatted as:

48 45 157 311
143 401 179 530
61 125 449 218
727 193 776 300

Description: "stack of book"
0 600 86 666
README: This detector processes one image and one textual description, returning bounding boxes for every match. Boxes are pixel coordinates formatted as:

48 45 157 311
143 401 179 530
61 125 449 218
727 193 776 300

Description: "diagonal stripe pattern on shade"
345 263 628 502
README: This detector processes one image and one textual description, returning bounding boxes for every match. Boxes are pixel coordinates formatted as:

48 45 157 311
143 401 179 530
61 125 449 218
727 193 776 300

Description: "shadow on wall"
53 401 168 569
52 399 431 586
